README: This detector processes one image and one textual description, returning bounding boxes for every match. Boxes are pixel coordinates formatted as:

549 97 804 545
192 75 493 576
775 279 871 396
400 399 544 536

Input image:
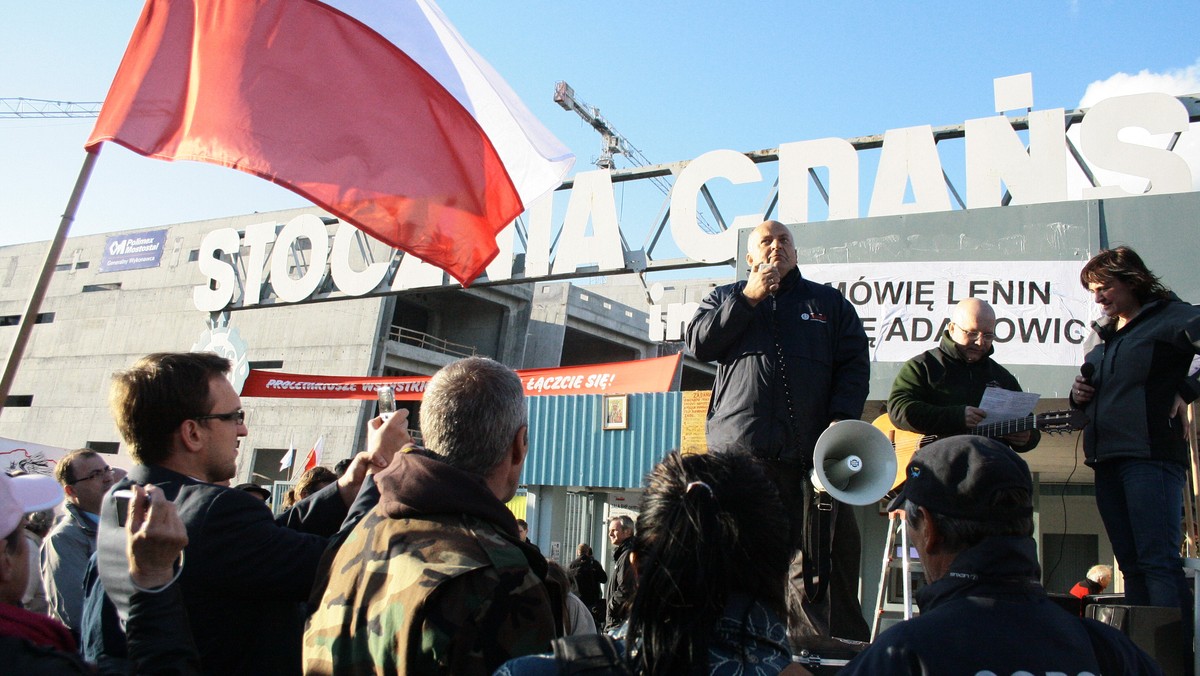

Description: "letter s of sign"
193 228 242 312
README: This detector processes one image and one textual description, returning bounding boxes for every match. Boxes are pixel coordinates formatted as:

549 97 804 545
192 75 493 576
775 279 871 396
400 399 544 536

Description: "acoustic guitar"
872 409 1088 490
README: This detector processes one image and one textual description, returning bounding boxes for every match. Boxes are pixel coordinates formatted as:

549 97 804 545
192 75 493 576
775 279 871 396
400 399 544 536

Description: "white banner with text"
806 260 1096 365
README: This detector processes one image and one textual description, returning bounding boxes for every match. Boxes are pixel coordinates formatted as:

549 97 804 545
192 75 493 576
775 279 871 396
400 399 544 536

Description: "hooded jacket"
841 536 1162 675
303 449 556 676
685 268 870 462
1074 294 1200 466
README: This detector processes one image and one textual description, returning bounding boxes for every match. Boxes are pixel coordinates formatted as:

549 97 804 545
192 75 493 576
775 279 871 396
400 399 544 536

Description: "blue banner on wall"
100 229 168 273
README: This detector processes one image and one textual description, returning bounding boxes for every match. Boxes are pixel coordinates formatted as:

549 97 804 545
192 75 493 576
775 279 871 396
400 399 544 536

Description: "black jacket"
1074 295 1200 466
568 554 607 608
604 539 635 630
685 268 870 462
841 536 1162 675
96 464 365 675
888 331 1040 451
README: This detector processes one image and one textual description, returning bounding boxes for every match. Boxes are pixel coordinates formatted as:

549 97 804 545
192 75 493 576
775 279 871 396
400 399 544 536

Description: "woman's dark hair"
625 451 790 674
1080 246 1169 304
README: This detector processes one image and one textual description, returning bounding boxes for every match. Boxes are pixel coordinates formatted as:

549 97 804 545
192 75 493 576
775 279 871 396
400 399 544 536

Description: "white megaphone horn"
811 419 897 506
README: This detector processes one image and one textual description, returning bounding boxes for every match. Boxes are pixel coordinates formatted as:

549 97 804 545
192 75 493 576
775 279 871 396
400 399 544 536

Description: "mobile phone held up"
112 489 147 528
377 385 396 421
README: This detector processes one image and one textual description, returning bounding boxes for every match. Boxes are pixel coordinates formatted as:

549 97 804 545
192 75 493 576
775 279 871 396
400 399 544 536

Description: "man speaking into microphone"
685 219 871 646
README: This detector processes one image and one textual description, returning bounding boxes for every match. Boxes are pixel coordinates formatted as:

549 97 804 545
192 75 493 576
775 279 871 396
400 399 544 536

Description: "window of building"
86 441 120 455
249 360 284 370
251 447 290 486
83 283 122 293
4 395 33 407
0 314 54 326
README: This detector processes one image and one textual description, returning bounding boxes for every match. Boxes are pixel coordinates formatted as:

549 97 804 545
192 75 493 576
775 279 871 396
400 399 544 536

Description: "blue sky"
2 1 1198 250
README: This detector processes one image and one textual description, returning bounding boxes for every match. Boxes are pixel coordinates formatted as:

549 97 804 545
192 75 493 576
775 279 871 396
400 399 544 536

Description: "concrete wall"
0 210 385 479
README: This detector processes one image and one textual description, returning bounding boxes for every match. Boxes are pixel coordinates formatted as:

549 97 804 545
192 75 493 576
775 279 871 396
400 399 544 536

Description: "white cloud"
1066 60 1200 197
1079 62 1200 105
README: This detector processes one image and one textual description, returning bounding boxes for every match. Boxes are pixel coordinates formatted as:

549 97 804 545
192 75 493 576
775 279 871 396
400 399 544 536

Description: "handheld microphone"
1080 363 1095 384
756 263 776 297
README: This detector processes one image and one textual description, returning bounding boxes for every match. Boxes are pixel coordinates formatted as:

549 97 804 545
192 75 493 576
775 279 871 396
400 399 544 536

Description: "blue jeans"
1093 458 1188 610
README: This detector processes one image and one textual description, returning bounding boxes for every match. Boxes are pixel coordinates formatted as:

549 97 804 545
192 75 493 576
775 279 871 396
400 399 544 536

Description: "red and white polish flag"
302 435 324 473
86 0 574 286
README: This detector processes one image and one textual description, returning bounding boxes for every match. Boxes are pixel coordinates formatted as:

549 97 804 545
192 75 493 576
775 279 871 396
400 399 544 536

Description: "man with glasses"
888 298 1040 451
94 352 409 675
42 448 115 636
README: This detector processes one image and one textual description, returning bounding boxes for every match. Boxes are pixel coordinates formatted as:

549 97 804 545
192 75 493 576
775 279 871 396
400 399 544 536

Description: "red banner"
240 354 682 401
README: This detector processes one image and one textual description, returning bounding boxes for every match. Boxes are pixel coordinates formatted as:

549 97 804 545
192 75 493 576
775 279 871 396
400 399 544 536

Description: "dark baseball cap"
887 436 1033 521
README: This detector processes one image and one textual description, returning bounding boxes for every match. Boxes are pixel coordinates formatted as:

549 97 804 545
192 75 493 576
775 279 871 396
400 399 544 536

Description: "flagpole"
0 149 101 409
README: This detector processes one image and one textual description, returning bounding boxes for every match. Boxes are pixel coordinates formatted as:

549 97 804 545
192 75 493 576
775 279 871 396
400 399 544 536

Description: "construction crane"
553 81 720 235
553 82 672 188
0 98 102 119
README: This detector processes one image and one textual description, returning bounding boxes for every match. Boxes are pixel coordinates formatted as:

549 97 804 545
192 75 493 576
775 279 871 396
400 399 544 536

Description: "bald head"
951 298 995 327
745 220 797 277
948 298 996 363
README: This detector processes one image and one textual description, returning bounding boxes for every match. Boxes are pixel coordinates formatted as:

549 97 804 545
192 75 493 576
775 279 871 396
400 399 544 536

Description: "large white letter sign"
965 109 1067 208
869 125 952 217
670 149 764 263
390 254 446 291
523 192 555 279
193 228 241 311
553 169 625 274
240 220 278 306
778 138 860 223
484 220 517 283
270 214 329 303
1080 93 1192 199
330 223 390 296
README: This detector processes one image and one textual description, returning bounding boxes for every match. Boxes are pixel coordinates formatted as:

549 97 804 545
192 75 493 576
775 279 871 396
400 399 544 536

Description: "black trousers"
762 459 871 646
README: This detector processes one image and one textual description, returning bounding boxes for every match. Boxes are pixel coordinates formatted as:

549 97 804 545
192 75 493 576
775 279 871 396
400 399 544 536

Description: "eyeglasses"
955 326 995 342
69 466 114 485
194 408 245 426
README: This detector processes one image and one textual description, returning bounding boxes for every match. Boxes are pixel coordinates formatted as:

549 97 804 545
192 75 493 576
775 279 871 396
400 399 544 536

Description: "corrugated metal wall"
523 392 682 488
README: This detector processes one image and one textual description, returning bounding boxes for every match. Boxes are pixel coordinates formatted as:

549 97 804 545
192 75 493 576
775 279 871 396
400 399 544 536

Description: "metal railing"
387 325 476 358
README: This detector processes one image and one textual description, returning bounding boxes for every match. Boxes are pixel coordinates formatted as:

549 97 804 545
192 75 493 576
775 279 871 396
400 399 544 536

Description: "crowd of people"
0 229 1192 674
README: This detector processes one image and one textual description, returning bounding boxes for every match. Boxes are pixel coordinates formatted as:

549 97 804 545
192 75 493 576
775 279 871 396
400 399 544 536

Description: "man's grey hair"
610 515 634 532
903 490 1032 553
420 357 527 476
1087 564 1113 584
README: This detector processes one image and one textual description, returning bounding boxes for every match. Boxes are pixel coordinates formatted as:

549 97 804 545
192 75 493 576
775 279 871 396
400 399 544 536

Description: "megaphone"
811 419 897 506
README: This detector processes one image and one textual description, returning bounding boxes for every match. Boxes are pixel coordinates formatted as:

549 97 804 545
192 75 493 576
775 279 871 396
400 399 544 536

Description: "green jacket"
887 331 1040 451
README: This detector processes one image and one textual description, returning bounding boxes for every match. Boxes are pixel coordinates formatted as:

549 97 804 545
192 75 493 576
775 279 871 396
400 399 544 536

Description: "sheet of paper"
978 387 1040 424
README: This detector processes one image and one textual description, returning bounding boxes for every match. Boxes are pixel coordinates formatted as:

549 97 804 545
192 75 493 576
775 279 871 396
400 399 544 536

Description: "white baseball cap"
0 472 63 538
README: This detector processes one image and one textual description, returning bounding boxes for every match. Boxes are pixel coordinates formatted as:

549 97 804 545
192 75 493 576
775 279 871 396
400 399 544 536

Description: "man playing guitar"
885 298 1041 459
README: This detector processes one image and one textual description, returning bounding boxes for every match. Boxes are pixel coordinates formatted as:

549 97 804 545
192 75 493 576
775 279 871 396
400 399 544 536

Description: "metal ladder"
870 510 922 640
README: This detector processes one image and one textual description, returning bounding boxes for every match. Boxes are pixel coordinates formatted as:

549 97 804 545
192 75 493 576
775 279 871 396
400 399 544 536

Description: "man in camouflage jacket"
304 357 556 675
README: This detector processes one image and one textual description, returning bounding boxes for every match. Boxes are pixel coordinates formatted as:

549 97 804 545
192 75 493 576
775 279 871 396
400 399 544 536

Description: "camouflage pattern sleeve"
303 509 556 675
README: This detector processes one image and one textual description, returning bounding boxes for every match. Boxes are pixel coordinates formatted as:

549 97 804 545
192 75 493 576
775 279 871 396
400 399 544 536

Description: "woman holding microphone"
1070 246 1200 624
